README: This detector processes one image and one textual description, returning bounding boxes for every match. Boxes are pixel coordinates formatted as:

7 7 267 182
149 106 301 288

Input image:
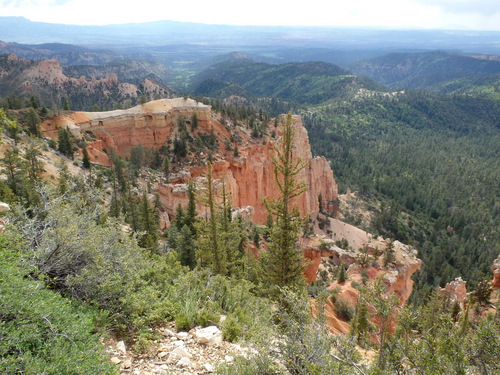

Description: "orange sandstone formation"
43 99 338 224
492 255 500 289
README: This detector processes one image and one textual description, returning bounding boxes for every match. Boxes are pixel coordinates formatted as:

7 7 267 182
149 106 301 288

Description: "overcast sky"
1 0 500 30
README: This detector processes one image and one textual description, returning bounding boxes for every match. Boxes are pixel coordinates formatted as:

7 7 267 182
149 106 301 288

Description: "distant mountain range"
349 51 500 93
2 16 500 55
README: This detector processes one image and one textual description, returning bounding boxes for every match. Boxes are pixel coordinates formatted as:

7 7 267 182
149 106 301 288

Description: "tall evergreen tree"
196 162 223 274
26 107 41 137
191 112 198 129
130 143 144 170
63 96 70 111
177 224 197 269
24 140 44 183
1 148 25 196
261 112 308 291
109 171 121 218
183 181 198 234
174 203 185 231
162 155 170 180
138 190 159 253
56 161 71 196
6 119 22 146
218 179 242 276
82 147 91 169
57 128 73 158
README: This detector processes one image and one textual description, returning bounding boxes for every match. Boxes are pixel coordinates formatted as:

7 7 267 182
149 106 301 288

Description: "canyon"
41 98 423 335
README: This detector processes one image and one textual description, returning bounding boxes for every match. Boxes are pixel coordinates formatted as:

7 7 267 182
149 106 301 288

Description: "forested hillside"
191 61 387 105
349 51 500 95
302 91 500 300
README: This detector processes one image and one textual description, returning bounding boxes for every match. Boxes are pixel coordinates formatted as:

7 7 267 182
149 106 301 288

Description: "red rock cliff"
42 99 338 224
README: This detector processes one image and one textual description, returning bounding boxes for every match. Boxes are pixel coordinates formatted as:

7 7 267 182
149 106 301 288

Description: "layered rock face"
492 255 500 289
43 98 338 224
1 54 169 108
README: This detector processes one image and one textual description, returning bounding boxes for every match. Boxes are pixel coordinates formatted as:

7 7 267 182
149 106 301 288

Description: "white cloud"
1 0 499 30
414 0 500 15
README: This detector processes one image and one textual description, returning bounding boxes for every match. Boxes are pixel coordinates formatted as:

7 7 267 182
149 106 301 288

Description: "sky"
1 0 500 31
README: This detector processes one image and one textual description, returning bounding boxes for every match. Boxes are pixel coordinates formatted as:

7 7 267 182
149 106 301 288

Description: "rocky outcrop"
303 230 421 334
0 54 170 108
44 100 338 225
438 277 468 308
492 255 500 289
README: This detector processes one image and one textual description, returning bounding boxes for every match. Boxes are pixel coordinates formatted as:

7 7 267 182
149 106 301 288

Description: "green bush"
175 313 192 331
334 299 354 322
162 269 274 343
196 306 220 327
12 185 184 337
222 314 243 342
0 239 117 374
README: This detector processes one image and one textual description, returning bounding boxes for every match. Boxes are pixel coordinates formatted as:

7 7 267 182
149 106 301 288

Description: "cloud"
414 0 500 16
1 0 499 30
0 0 72 7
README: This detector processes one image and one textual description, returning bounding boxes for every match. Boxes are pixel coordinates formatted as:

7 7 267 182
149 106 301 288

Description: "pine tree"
174 203 185 231
261 112 308 291
196 169 243 276
109 171 121 218
191 112 198 129
56 161 71 196
82 147 91 169
6 119 22 146
177 224 197 269
183 181 198 234
383 240 395 267
138 190 159 253
123 181 140 232
151 149 162 169
218 179 242 276
63 96 70 111
350 300 372 345
29 95 39 109
196 162 224 274
338 265 347 283
360 277 399 371
24 140 44 183
57 128 73 158
1 148 25 195
26 107 41 137
130 143 144 170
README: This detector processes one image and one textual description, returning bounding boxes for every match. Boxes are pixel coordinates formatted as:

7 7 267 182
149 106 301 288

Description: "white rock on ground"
192 326 223 346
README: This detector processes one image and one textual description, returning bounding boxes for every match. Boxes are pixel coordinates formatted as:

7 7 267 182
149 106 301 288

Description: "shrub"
175 313 192 331
222 314 243 342
334 299 354 322
0 238 117 374
196 307 220 327
12 184 184 338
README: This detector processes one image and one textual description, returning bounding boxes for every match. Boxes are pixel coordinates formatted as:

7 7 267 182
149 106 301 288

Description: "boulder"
192 326 223 346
